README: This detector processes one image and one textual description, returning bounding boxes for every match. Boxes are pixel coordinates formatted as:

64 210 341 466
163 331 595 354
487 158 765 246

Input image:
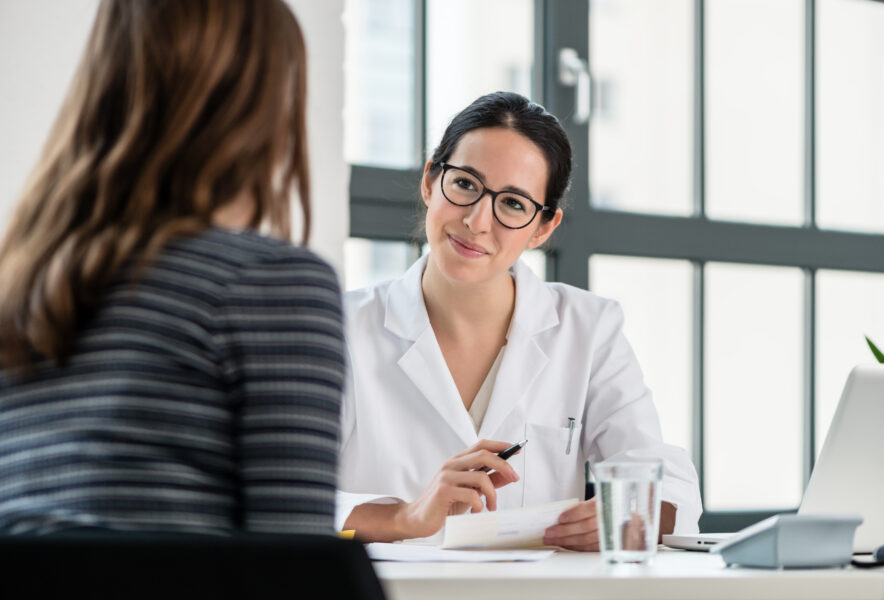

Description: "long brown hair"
0 0 310 371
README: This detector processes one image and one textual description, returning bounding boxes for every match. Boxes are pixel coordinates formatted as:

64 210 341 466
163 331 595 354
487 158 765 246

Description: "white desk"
373 548 884 600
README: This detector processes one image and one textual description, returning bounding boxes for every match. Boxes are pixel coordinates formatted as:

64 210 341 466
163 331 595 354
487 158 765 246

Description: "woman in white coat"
338 92 702 550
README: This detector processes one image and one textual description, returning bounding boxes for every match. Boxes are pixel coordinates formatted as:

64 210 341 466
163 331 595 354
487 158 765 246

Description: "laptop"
664 364 884 553
661 532 732 551
799 364 884 553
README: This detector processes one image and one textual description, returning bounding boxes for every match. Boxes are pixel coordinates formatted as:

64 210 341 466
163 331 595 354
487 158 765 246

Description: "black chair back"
0 532 386 599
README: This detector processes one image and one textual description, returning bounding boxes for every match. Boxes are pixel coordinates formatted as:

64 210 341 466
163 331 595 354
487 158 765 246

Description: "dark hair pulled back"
428 91 572 222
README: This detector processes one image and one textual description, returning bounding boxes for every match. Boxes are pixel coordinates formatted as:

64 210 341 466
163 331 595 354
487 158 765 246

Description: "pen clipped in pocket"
523 421 584 507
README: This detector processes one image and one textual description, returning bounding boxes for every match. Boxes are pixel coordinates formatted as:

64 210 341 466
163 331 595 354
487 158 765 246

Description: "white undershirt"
467 345 507 432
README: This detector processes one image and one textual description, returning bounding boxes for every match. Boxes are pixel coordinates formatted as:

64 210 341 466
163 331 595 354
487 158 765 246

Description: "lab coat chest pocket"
523 422 584 507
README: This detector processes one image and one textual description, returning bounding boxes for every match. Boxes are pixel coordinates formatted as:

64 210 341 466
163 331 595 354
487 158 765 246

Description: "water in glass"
596 461 663 564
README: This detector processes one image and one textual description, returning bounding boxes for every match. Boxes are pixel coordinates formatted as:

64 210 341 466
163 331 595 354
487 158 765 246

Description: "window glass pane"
815 270 884 456
425 0 533 154
588 0 693 215
344 238 417 291
705 0 804 226
816 0 884 234
344 0 416 168
704 263 803 510
588 256 693 455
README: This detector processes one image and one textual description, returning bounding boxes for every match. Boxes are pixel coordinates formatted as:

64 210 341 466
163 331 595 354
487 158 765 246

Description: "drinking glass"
595 460 663 564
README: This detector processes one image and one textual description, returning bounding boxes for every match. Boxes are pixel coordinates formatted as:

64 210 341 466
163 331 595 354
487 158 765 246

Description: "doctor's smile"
447 233 488 258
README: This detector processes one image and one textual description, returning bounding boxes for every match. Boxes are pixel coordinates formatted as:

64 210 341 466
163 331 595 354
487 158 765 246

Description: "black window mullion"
580 211 884 272
802 0 817 490
415 0 426 166
803 268 817 488
694 0 706 220
692 261 705 507
542 0 590 290
349 166 422 240
804 0 816 230
693 0 706 510
532 0 546 107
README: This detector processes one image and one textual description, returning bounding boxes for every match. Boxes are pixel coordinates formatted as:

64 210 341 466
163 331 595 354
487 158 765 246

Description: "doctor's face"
421 127 562 286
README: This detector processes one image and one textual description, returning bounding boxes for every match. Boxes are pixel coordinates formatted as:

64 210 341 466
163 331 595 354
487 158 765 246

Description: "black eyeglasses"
437 162 550 230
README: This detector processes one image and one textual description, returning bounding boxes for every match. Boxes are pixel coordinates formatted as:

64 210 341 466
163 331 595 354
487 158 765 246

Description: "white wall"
0 1 97 229
288 0 348 272
0 0 348 273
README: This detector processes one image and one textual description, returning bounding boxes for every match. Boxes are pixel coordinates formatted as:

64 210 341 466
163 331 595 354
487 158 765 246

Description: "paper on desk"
365 542 555 562
441 498 579 549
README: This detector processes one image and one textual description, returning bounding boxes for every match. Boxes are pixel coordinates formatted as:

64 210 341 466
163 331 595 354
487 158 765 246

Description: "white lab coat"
336 255 702 534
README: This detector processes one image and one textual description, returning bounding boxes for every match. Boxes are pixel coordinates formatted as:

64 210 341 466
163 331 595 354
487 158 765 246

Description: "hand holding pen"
395 439 523 540
475 439 528 472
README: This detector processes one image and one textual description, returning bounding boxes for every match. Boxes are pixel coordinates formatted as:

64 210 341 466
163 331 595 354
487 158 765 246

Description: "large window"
345 0 884 531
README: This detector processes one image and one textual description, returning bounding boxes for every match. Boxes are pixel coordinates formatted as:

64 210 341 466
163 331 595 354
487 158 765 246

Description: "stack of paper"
441 498 579 549
364 499 579 562
365 544 555 562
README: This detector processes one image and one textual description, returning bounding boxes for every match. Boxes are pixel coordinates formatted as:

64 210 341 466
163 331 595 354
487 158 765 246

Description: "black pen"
476 439 528 472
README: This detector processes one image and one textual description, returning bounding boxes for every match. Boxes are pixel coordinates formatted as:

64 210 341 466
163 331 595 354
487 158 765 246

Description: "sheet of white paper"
365 542 555 562
441 498 580 549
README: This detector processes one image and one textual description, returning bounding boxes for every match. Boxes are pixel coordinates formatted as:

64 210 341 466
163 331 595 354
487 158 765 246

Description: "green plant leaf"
866 336 884 363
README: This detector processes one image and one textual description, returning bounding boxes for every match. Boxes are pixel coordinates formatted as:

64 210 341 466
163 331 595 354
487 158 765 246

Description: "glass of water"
595 460 663 564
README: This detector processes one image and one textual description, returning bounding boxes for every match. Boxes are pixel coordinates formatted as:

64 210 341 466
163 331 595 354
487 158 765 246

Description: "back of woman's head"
0 0 309 371
428 91 572 220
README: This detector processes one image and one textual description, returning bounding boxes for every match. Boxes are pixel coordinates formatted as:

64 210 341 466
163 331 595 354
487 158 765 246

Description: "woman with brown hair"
0 0 345 536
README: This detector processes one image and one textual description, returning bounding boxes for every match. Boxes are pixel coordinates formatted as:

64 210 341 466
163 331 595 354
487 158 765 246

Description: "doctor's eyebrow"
455 164 538 202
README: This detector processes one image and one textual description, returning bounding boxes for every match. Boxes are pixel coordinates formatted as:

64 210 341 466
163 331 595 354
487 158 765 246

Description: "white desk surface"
373 547 884 600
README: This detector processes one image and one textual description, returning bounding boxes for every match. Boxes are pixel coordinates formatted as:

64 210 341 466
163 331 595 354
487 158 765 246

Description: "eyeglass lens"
441 167 538 229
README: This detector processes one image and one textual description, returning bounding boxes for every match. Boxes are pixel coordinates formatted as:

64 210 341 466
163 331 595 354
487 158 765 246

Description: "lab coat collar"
385 254 561 446
507 258 560 338
384 255 431 341
383 254 559 341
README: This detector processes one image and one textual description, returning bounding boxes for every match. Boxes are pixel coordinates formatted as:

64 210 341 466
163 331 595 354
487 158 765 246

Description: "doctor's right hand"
398 439 521 540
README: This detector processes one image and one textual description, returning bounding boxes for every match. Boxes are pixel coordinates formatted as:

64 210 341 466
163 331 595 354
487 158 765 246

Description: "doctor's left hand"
542 499 677 551
542 498 600 552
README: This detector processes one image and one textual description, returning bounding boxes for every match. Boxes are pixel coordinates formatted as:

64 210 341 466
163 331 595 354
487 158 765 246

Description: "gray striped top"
0 228 345 536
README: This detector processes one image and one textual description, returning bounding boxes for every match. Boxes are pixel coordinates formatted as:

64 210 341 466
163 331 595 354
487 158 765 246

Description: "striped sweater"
0 228 345 536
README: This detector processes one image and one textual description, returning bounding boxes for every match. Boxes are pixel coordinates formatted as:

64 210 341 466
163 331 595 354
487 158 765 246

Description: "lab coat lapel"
477 260 559 440
397 328 479 448
385 256 479 448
